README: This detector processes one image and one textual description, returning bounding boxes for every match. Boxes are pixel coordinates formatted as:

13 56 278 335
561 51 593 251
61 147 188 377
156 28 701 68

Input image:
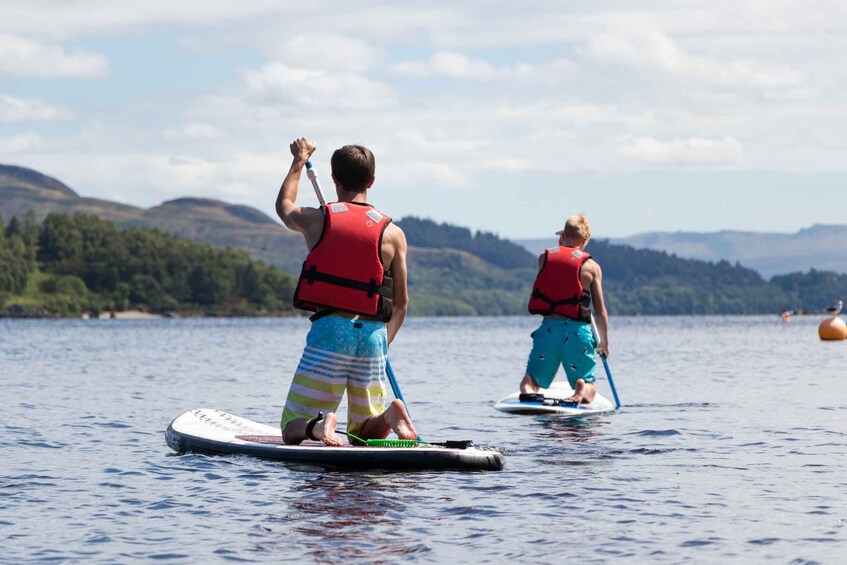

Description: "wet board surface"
494 382 616 416
166 409 505 471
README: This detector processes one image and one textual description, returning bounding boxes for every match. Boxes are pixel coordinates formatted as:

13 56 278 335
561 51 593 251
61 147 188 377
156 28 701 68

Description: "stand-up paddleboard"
494 382 616 416
166 409 505 471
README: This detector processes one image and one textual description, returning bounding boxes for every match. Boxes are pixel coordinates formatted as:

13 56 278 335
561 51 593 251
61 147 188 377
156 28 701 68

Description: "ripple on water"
628 429 681 437
3 316 847 563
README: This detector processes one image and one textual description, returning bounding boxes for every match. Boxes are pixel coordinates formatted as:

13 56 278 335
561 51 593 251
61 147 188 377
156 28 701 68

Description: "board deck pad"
166 409 505 471
494 382 616 416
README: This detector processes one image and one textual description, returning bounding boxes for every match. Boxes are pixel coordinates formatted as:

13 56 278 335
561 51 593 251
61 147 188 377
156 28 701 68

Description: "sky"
1 1 845 239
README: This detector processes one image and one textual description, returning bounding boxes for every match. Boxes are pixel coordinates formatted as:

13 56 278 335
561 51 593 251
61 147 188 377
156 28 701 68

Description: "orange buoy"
818 316 847 341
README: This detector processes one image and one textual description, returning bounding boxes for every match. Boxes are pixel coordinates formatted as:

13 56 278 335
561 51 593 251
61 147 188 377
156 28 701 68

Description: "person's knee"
281 422 301 445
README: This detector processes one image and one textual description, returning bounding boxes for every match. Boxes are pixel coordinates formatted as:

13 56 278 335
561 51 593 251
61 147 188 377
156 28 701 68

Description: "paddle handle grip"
305 161 326 207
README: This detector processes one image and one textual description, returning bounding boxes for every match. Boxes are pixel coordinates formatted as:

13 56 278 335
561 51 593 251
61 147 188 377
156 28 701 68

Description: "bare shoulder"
288 206 326 248
584 257 602 275
384 221 407 249
581 257 603 286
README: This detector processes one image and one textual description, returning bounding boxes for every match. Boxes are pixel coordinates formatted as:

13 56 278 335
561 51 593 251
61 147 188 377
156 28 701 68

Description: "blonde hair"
563 214 590 240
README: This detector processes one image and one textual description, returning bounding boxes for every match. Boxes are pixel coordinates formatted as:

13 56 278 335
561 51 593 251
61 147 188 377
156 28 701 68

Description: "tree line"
399 217 847 316
3 211 846 317
1 212 296 317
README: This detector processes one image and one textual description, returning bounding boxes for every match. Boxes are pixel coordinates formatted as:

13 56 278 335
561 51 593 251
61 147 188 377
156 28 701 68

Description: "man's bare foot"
312 412 344 447
566 380 596 404
519 374 540 394
385 399 417 440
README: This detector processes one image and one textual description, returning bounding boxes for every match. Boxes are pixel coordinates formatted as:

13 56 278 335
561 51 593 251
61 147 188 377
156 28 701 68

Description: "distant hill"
0 164 78 198
610 227 847 278
4 163 846 315
0 164 308 276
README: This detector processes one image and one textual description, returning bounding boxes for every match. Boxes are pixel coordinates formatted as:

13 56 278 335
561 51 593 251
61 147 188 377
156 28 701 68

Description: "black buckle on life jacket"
304 265 319 284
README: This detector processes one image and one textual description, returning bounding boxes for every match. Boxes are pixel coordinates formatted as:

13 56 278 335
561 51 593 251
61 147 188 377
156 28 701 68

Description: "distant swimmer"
824 300 843 316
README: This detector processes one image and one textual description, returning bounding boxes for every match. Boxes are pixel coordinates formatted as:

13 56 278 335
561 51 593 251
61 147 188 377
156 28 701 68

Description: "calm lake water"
2 315 845 563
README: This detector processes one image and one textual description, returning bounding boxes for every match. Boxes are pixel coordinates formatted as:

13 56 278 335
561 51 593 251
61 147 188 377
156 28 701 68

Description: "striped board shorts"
281 316 388 437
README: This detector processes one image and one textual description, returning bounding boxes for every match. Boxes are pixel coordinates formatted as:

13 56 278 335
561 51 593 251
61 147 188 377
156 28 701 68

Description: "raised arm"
276 138 318 233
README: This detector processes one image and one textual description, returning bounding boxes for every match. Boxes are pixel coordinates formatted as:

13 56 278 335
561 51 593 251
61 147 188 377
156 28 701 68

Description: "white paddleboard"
166 409 505 471
494 382 616 416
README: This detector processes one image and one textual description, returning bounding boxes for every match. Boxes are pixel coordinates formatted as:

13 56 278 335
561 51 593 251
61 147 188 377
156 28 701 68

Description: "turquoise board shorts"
281 316 388 437
525 318 597 389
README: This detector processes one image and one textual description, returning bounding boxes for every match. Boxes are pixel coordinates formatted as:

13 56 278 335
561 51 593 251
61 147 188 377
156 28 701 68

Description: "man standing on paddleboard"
275 138 417 446
519 214 610 404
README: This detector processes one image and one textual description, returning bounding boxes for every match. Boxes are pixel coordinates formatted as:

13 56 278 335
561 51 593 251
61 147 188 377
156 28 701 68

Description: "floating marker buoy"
818 316 847 341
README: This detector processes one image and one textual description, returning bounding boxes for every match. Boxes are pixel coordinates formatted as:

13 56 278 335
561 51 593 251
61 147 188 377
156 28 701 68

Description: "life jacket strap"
302 265 391 298
530 288 582 313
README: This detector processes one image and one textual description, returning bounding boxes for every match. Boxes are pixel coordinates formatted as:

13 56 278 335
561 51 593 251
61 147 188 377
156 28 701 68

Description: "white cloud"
164 123 225 141
0 133 42 153
243 62 396 109
392 51 576 83
0 1 294 38
0 34 109 78
587 22 805 89
275 34 385 72
394 52 498 80
484 157 532 173
617 135 745 166
402 160 473 189
0 94 71 122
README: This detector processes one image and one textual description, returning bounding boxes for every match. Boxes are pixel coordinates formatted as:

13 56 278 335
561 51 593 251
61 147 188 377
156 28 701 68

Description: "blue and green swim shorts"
525 317 597 389
281 316 388 438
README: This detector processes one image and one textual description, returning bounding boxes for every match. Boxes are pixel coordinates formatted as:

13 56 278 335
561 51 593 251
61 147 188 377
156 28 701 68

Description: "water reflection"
535 415 609 444
264 473 430 561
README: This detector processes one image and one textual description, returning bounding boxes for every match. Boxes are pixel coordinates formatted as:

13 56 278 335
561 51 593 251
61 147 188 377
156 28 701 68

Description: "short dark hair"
331 145 375 193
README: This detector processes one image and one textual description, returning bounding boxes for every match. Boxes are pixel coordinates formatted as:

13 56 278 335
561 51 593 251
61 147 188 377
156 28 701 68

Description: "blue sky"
1 1 845 238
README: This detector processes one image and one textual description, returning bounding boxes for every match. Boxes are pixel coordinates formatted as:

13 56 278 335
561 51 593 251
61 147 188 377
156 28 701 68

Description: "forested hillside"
3 164 846 317
400 217 847 316
0 212 296 317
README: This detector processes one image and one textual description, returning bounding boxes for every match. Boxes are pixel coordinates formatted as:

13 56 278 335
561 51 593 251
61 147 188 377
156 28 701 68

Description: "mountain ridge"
4 163 846 315
516 222 847 278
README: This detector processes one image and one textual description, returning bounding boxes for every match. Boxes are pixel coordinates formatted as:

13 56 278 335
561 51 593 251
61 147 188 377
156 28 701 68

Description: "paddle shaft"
305 161 326 206
590 311 621 409
304 160 422 440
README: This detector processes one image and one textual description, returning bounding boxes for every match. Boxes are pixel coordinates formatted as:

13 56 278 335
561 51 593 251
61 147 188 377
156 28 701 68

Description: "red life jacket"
527 245 592 321
293 201 393 321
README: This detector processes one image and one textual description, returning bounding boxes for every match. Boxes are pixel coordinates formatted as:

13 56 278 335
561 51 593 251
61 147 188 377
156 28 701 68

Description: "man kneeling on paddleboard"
275 138 417 446
519 214 610 404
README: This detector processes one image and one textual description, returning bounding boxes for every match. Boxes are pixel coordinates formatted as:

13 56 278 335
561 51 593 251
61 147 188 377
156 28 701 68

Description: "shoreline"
91 310 163 320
